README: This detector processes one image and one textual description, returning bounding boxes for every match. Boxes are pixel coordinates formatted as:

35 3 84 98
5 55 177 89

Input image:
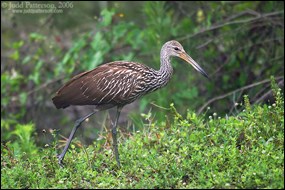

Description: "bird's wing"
52 61 147 109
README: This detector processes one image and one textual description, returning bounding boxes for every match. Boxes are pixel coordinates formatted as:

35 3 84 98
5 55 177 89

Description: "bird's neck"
141 49 173 94
156 50 173 86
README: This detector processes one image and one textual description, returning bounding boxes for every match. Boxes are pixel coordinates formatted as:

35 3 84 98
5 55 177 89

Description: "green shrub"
1 83 283 188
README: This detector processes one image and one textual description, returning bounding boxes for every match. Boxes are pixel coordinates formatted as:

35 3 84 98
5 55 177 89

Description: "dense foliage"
1 79 284 188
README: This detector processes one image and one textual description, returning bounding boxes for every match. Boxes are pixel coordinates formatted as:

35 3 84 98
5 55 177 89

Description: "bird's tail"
52 95 70 109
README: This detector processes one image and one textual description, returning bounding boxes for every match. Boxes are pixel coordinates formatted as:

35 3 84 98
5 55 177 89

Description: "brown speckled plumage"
52 61 163 109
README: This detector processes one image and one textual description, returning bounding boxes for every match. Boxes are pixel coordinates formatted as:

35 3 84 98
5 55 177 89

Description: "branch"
178 10 284 41
198 76 284 114
254 79 284 104
26 76 65 96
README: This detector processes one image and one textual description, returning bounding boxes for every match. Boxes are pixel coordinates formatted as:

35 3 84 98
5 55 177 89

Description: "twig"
150 102 171 110
178 11 284 41
252 83 271 101
198 76 284 114
229 88 244 115
254 79 284 104
26 76 65 96
196 39 213 49
254 88 274 105
224 9 261 22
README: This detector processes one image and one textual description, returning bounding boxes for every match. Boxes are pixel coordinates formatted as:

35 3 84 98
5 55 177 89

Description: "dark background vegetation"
2 1 283 144
1 1 284 188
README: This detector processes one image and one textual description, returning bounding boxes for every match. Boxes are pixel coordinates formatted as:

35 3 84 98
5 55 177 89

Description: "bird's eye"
174 47 180 51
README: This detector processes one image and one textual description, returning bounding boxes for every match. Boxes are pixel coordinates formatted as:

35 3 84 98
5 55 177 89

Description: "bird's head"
163 40 209 79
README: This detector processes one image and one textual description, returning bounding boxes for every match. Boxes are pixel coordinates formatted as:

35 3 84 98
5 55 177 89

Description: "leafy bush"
1 80 283 188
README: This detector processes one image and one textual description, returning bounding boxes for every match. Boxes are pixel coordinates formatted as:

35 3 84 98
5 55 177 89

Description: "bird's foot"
57 154 64 168
117 161 121 168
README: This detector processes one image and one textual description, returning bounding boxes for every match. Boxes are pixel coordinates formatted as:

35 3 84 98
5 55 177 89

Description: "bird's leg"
111 106 123 167
57 110 97 166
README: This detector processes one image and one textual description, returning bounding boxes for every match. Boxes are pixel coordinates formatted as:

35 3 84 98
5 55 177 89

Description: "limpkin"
52 40 209 167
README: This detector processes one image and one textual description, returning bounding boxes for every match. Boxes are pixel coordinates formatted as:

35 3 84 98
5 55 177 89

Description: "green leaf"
29 33 46 41
22 56 31 65
10 51 19 61
19 92 27 105
100 9 115 27
12 40 24 49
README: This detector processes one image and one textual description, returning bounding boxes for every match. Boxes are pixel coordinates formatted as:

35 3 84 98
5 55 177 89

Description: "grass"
1 87 284 188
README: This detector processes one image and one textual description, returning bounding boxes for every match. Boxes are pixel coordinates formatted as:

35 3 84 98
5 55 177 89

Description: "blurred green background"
1 1 284 145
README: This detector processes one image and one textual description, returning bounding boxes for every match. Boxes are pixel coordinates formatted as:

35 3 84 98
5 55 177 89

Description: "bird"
52 40 209 167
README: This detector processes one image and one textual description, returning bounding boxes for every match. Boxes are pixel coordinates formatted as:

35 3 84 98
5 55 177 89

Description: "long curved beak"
179 52 209 79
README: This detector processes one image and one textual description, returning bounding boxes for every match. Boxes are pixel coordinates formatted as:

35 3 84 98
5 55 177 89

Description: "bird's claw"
57 154 64 168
